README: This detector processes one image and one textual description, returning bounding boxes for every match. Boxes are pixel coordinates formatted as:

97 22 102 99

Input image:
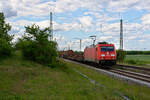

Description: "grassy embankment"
0 52 150 100
123 55 150 67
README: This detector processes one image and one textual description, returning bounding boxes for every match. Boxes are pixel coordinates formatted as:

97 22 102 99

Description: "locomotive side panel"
84 47 97 62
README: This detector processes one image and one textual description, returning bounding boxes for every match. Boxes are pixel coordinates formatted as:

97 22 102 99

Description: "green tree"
0 12 13 58
16 24 57 66
117 50 126 63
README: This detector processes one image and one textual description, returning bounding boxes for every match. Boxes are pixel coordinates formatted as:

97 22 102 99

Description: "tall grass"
124 55 150 66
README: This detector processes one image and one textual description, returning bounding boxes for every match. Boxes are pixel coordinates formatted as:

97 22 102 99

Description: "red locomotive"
84 42 116 66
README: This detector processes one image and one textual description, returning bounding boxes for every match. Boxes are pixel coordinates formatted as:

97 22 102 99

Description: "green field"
126 55 150 62
0 53 150 100
124 55 150 67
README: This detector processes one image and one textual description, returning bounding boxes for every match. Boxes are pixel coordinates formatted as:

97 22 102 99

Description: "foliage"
0 12 13 58
16 24 57 66
0 39 14 58
126 51 150 55
117 50 126 62
126 59 137 64
74 51 83 55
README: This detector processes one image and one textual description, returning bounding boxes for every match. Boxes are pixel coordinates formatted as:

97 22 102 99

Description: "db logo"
107 52 109 55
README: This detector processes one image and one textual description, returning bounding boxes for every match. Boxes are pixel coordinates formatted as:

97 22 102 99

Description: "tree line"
126 51 150 55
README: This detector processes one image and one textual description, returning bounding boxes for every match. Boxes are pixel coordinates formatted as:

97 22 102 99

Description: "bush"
0 39 13 58
16 24 57 66
0 12 13 58
126 51 150 55
126 59 137 64
117 50 126 62
125 59 145 65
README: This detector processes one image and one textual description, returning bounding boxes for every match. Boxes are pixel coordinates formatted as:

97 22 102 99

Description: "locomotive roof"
85 43 114 49
97 43 114 46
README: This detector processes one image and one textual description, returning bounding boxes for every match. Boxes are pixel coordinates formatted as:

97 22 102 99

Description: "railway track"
109 69 150 83
63 58 150 87
116 64 150 71
115 64 150 75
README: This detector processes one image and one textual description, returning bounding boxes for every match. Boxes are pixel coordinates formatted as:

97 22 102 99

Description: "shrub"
125 59 145 65
126 59 136 64
126 51 150 55
0 39 13 58
16 24 57 66
0 12 13 58
117 50 126 62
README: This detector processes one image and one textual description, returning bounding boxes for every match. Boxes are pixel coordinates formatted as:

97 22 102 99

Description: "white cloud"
139 39 146 43
0 0 17 18
141 14 150 25
97 22 120 35
1 0 150 50
79 16 93 27
98 36 113 41
107 0 140 12
1 0 150 19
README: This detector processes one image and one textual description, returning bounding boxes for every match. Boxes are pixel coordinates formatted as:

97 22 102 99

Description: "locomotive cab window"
101 46 114 51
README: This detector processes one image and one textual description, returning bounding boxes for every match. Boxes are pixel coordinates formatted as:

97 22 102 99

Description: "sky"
0 0 150 51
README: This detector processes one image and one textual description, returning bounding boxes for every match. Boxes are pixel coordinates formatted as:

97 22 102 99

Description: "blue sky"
1 0 150 51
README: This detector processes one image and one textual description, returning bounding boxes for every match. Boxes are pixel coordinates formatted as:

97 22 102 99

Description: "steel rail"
110 69 150 83
117 64 150 71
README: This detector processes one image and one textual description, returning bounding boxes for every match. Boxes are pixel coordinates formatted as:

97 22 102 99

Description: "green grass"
126 55 150 62
0 53 96 100
64 60 150 100
123 55 150 67
0 52 150 100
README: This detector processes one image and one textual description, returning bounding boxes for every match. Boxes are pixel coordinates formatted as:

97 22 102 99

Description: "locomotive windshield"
101 46 114 52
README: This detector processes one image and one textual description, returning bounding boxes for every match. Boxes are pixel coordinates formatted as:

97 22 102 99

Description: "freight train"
60 42 117 67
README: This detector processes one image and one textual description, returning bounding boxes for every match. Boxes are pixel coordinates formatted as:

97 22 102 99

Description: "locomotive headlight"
101 54 105 56
111 54 115 56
